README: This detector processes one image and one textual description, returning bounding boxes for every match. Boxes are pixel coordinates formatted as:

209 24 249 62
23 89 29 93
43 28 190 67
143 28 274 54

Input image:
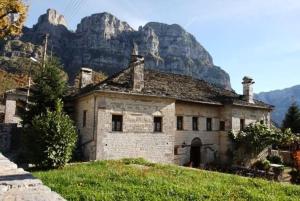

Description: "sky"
24 0 300 94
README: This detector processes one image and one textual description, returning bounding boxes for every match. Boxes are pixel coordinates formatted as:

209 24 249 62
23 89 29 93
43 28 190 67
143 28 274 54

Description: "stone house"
71 51 273 167
2 87 28 126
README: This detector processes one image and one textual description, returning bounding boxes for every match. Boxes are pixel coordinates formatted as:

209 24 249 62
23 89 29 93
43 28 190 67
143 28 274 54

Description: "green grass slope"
33 159 300 201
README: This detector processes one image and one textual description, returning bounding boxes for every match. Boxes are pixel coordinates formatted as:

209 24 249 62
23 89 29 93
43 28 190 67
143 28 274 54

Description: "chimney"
130 43 144 92
79 67 93 88
242 76 255 103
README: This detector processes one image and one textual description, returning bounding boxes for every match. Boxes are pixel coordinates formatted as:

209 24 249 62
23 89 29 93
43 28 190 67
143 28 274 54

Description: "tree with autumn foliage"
0 0 27 39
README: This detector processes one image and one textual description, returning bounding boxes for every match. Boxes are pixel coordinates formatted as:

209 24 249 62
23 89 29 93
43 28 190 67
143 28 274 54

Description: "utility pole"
42 33 49 68
26 60 32 108
50 44 53 61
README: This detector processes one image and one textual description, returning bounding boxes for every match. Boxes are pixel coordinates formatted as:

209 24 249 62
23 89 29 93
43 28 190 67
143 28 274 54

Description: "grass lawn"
33 159 300 201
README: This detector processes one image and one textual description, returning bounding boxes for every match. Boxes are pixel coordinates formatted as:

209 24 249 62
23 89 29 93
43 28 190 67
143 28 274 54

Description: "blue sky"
25 0 300 93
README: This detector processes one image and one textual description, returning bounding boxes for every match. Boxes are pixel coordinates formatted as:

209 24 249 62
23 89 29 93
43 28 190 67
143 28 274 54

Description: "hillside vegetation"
33 159 300 201
0 69 27 95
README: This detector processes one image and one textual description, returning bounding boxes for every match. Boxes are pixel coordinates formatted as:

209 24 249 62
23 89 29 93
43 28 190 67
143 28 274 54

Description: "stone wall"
73 94 97 160
4 99 21 124
231 105 271 131
0 123 17 153
95 93 176 163
174 102 222 165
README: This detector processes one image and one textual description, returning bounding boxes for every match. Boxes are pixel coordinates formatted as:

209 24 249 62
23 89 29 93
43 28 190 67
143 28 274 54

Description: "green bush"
24 100 77 169
253 159 271 171
267 155 283 164
290 170 300 184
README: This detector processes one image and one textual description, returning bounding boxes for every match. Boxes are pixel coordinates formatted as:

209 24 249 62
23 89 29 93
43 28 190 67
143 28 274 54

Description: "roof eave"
232 103 274 110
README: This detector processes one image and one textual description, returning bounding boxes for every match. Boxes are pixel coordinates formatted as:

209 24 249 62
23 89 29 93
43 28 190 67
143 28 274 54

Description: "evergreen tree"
282 102 300 133
22 58 67 125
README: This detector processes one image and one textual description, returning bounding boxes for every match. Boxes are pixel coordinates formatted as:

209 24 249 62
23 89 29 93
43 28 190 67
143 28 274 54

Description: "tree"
228 122 296 165
0 0 27 38
282 102 300 133
229 123 279 154
24 99 77 168
22 59 67 125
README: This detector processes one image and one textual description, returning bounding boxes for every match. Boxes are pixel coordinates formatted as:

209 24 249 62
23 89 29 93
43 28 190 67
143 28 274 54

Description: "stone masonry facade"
74 91 271 166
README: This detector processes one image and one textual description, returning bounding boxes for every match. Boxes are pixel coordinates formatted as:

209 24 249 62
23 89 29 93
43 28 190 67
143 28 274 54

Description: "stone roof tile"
76 67 273 109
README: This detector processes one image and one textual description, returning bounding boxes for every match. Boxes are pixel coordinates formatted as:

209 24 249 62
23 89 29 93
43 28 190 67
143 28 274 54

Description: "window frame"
112 114 123 132
153 116 163 133
192 116 198 131
206 118 212 131
177 116 184 130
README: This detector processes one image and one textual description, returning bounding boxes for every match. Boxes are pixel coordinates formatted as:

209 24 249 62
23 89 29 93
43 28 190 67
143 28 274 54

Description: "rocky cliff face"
0 9 231 89
256 85 300 126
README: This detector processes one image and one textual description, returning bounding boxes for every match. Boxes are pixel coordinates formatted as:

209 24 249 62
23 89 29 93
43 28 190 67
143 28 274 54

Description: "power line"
63 0 79 15
68 0 84 20
64 0 81 22
68 0 87 27
66 0 82 18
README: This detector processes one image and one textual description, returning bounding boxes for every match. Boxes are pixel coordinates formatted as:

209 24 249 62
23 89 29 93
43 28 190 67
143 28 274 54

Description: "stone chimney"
130 44 144 92
242 76 255 103
79 68 93 88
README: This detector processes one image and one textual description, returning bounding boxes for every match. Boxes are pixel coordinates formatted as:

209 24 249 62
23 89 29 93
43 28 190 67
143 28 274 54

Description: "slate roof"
75 67 273 109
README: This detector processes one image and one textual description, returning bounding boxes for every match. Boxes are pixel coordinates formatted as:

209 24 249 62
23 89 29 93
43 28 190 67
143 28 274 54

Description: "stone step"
0 154 66 201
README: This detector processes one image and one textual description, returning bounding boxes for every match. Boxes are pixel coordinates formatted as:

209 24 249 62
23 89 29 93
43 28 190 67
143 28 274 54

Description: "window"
177 116 183 130
220 121 225 131
192 117 198 131
240 119 245 130
154 116 162 132
206 118 212 131
112 115 123 132
83 110 87 127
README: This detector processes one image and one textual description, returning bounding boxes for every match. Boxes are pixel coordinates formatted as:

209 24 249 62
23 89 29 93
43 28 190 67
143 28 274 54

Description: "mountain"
256 85 300 126
0 9 231 89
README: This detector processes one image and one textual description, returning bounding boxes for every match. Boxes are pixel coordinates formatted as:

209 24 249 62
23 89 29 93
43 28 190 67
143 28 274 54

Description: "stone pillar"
242 76 255 104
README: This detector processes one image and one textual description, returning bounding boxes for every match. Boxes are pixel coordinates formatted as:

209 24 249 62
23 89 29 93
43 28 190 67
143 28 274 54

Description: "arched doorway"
190 138 202 167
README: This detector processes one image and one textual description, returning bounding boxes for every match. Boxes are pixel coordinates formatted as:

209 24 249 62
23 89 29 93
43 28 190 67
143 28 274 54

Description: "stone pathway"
0 153 65 201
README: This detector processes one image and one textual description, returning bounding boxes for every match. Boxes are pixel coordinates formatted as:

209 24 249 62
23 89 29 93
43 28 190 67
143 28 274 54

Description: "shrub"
229 123 282 153
24 100 77 169
253 159 271 171
273 166 284 179
267 155 283 164
290 170 300 184
228 122 297 165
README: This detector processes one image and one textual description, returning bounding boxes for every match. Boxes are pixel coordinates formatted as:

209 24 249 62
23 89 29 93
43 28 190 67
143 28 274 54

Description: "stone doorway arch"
190 138 202 167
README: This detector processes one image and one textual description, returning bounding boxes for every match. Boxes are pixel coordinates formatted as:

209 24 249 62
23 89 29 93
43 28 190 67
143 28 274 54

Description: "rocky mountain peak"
2 9 232 90
36 9 68 28
76 12 134 40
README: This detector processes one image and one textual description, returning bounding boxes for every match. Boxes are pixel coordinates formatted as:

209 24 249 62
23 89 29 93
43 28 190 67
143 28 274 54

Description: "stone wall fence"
0 123 18 153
